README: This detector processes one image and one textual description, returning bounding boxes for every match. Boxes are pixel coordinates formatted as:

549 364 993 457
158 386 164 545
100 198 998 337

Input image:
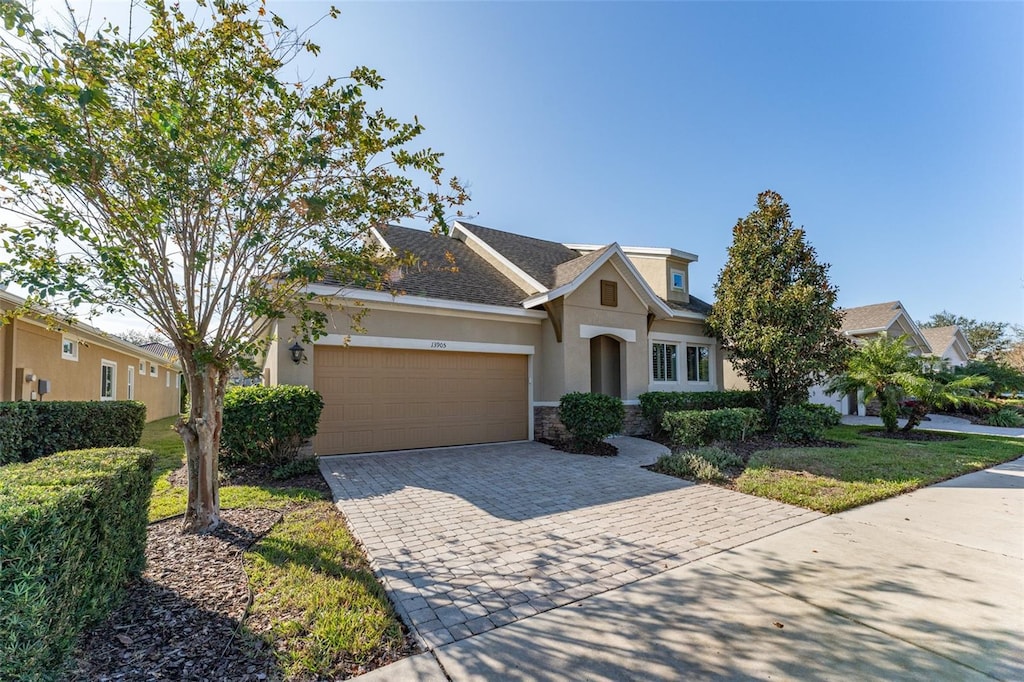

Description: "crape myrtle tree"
0 0 466 532
707 191 850 428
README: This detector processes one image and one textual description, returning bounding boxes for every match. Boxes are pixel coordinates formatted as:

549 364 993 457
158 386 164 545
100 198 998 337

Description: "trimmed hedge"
558 392 625 447
0 448 155 681
221 385 324 467
662 407 764 447
0 401 146 465
776 403 841 442
639 390 761 435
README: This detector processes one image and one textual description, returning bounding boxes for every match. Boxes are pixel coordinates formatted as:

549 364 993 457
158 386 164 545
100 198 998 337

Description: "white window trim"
150 363 158 377
100 360 117 401
139 359 146 373
670 268 687 293
127 365 135 400
166 371 171 388
649 333 717 391
61 337 79 361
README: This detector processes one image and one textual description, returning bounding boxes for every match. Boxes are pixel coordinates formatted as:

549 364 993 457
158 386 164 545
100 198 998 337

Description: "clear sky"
19 1 1024 332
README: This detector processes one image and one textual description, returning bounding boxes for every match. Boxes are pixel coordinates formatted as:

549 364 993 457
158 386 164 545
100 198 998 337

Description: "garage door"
314 346 529 455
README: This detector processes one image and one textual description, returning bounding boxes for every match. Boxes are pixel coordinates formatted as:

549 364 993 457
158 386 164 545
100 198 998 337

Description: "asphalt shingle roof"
663 296 713 315
551 246 611 289
839 301 903 333
456 222 582 289
377 225 530 307
920 325 959 355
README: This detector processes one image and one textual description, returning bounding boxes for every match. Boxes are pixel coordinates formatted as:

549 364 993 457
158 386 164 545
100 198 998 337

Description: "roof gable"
453 222 581 290
921 325 973 359
369 225 530 307
522 244 674 317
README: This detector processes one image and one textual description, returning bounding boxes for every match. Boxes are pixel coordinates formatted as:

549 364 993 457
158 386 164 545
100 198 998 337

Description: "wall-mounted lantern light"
288 342 306 365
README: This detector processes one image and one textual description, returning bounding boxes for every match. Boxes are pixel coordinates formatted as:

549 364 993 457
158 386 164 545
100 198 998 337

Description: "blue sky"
26 1 1024 330
285 0 1022 326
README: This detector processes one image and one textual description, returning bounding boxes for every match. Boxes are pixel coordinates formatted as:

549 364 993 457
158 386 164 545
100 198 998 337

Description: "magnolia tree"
0 0 466 532
707 191 850 428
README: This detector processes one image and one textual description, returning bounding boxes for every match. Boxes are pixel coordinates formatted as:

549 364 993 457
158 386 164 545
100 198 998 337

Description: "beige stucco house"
1 289 182 420
264 222 722 456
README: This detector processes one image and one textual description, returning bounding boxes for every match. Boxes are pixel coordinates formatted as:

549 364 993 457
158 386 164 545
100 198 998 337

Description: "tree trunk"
176 365 228 533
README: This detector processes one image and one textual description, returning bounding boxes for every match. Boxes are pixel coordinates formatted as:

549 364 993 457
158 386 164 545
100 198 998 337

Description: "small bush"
558 392 625 447
986 408 1024 428
0 401 146 465
221 385 324 467
776 403 841 442
0 448 154 681
662 407 763 446
654 446 743 483
639 390 761 435
271 458 322 481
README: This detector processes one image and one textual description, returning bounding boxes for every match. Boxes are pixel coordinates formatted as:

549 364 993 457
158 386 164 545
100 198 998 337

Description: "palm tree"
828 334 992 433
828 334 919 432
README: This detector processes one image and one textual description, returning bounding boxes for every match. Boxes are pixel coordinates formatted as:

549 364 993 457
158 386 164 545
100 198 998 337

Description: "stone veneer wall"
534 404 648 441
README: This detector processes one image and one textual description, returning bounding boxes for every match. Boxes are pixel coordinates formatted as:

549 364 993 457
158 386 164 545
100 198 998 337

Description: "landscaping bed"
69 417 415 681
653 425 1024 514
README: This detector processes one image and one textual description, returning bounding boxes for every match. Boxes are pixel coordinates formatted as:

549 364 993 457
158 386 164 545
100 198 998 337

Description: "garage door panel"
314 346 528 455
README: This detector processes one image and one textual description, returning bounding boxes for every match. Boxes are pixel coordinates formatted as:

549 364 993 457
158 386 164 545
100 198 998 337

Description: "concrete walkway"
842 412 1024 437
332 446 1024 681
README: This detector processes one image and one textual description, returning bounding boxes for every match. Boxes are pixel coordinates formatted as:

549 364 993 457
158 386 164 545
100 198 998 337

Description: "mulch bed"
167 463 332 498
69 507 284 681
538 437 618 457
863 430 962 442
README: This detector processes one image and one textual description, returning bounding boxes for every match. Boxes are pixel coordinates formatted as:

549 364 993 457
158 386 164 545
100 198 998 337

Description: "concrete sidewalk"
364 457 1024 681
842 412 1024 437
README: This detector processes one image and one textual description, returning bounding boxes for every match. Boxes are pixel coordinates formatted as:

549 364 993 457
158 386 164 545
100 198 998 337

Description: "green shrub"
558 392 625 447
221 385 324 467
0 401 146 465
986 408 1024 428
0 448 154 681
654 446 743 483
776 403 842 442
639 390 761 435
271 457 322 480
662 407 763 446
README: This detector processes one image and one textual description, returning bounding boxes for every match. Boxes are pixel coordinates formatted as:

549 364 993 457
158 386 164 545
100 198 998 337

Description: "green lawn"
734 425 1024 513
143 416 322 522
139 417 403 678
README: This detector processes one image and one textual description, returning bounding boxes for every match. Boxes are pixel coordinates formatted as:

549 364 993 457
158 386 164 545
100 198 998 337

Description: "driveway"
324 441 1024 681
842 413 1024 437
319 438 820 648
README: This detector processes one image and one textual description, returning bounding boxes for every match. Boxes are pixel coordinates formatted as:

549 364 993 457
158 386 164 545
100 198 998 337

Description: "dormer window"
671 269 686 292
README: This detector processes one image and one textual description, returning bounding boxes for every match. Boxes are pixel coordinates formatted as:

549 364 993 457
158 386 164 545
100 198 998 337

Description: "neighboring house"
809 300 932 414
263 222 721 455
0 289 181 420
724 300 934 415
920 325 972 369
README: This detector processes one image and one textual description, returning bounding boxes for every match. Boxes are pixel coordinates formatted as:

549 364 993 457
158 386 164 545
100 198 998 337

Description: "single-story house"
0 289 182 420
723 300 935 415
809 300 932 414
263 222 723 455
921 325 972 369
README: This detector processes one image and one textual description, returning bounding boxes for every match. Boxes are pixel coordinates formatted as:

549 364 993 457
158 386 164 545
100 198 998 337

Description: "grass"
138 417 405 679
244 503 405 679
142 416 323 522
733 425 1024 513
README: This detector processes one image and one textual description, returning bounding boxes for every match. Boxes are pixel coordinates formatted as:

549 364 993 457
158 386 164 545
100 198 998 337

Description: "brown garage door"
314 346 529 455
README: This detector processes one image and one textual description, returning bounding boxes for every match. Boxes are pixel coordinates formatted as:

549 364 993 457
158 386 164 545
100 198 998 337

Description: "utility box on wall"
37 379 50 397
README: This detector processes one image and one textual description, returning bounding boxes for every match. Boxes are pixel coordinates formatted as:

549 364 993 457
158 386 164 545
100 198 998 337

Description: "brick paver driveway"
320 438 821 649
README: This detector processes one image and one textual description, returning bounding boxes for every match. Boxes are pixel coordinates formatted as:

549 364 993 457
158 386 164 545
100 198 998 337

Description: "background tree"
919 311 1012 359
707 190 849 428
0 0 466 532
830 334 990 432
118 329 173 348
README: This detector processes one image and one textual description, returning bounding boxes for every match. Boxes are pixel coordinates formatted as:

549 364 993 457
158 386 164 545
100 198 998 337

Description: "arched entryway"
590 335 622 398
